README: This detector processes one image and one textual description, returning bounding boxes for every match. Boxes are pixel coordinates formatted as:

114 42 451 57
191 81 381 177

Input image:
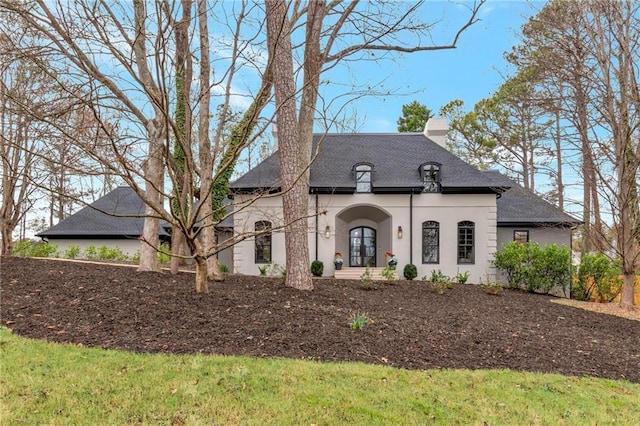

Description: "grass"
1 328 639 425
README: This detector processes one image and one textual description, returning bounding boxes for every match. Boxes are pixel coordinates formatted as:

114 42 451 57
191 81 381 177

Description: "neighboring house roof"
231 133 507 194
483 171 582 227
39 187 234 239
38 187 169 239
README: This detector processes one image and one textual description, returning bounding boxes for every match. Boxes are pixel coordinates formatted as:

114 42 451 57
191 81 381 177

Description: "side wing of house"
485 171 581 250
37 187 166 257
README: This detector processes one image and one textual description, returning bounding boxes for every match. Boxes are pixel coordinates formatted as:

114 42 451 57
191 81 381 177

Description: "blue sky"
338 1 543 132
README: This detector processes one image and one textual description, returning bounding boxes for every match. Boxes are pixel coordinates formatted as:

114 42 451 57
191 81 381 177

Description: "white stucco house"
229 120 580 282
38 121 579 281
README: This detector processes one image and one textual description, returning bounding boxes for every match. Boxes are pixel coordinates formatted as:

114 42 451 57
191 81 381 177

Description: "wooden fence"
613 276 640 305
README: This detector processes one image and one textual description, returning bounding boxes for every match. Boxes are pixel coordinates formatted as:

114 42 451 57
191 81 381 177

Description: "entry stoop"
333 267 398 281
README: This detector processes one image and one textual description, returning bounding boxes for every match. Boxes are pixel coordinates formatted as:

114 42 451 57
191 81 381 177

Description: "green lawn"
1 328 638 425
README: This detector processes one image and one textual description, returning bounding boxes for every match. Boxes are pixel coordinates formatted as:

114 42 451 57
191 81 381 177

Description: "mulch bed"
2 256 638 383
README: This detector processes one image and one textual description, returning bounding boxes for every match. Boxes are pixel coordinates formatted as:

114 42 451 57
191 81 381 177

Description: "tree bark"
266 0 313 290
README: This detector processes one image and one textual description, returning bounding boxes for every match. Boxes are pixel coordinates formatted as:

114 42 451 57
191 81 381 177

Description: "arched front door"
349 226 376 267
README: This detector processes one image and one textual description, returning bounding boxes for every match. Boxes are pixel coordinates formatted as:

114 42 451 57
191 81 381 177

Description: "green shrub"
95 246 128 261
219 264 230 273
310 260 324 277
381 266 396 281
84 245 97 260
574 253 622 302
131 251 141 263
12 240 34 257
64 245 81 259
403 263 418 280
157 243 171 263
494 242 571 295
12 240 58 258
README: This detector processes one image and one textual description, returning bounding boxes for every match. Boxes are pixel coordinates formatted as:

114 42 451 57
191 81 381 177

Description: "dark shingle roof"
484 171 581 226
38 187 167 238
231 133 502 193
39 187 234 238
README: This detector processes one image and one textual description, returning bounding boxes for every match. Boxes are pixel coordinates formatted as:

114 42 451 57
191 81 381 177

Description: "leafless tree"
510 0 639 306
0 1 276 292
0 17 70 255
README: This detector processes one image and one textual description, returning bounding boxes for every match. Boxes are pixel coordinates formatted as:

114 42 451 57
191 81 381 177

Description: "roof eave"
497 221 582 228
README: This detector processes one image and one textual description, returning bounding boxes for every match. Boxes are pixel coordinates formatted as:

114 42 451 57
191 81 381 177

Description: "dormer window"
421 162 441 192
354 163 372 193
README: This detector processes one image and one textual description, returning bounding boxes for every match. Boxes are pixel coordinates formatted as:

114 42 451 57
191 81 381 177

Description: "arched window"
457 221 474 264
255 221 272 263
420 162 441 192
422 221 439 264
354 164 372 193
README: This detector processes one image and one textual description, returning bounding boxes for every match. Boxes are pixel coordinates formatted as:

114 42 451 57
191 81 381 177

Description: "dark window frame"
457 220 475 264
513 230 529 243
255 221 272 264
422 220 440 264
420 162 441 193
354 163 373 193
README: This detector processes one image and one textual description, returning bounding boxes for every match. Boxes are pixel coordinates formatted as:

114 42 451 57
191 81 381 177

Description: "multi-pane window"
355 164 372 192
255 221 272 263
457 221 474 264
422 163 440 193
514 230 529 243
422 221 439 264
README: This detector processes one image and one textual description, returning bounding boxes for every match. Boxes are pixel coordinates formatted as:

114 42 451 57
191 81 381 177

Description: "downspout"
315 191 319 261
568 227 574 299
410 190 414 265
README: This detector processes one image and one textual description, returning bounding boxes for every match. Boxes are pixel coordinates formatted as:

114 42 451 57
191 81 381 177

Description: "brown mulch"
2 256 638 383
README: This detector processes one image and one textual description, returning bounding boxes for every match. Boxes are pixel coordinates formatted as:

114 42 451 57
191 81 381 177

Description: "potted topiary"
334 252 344 270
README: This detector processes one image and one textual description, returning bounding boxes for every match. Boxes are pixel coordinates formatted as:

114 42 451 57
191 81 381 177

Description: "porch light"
397 226 403 239
324 225 331 239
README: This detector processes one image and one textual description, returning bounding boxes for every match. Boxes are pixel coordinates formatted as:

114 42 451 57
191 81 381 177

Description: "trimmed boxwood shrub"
311 260 324 277
403 263 418 280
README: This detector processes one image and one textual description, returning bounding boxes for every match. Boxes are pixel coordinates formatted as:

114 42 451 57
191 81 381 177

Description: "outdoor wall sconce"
397 226 403 239
324 225 331 239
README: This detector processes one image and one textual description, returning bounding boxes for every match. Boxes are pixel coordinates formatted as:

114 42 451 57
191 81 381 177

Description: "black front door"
349 226 376 267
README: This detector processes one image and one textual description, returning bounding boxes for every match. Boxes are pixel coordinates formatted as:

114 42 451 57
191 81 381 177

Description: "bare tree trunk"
170 0 193 275
266 0 313 290
554 109 564 210
132 1 164 272
170 226 186 274
139 134 163 272
193 252 209 294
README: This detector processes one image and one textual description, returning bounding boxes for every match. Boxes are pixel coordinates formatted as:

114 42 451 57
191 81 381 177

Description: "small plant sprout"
381 266 396 281
455 270 470 284
258 264 268 276
360 266 377 290
349 312 370 330
480 275 503 295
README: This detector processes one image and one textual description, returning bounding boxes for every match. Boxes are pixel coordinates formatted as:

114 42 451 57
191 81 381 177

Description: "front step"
333 267 398 281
